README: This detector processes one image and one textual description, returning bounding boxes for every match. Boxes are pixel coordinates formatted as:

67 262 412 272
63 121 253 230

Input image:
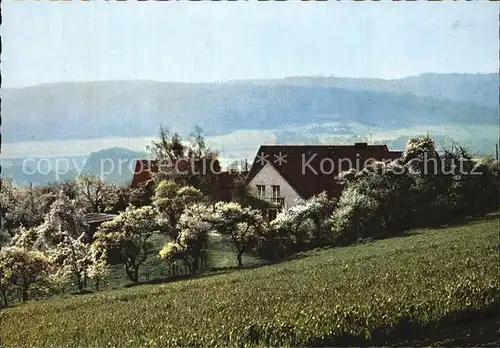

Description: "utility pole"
496 143 499 161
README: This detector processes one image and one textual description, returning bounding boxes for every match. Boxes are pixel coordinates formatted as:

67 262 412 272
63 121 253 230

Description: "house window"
268 208 278 221
256 185 266 198
272 185 280 199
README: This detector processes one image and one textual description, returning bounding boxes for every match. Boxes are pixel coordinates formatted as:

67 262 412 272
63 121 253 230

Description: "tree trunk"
237 253 243 268
76 274 84 293
125 266 140 283
22 288 29 302
192 255 199 275
0 288 8 308
132 268 139 283
95 278 100 292
313 217 322 243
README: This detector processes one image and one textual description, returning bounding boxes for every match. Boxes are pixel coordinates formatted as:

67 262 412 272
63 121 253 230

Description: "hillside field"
1 216 498 347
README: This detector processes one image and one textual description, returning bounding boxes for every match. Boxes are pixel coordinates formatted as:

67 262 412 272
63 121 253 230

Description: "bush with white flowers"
271 192 334 247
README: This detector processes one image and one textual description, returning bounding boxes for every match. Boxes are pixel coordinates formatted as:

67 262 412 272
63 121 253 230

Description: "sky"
2 1 499 88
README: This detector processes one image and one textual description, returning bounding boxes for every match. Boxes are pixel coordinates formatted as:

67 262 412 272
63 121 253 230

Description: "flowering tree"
76 174 119 213
271 192 334 246
330 186 379 245
87 246 110 291
23 190 100 293
94 205 158 283
0 246 50 303
35 190 89 249
403 134 440 173
9 226 39 250
48 234 94 293
332 160 413 243
153 180 203 240
159 241 187 275
211 202 266 268
0 179 46 233
159 203 213 274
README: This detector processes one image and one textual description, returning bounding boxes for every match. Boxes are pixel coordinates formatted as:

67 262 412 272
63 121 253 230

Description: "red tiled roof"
245 143 402 199
130 160 158 188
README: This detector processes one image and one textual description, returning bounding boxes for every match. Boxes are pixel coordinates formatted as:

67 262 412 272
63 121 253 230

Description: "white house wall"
247 162 302 208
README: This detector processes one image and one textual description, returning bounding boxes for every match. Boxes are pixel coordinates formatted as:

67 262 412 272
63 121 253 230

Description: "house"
245 143 402 219
130 160 159 189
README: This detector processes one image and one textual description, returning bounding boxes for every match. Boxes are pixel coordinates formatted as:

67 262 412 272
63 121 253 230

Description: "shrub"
257 193 335 261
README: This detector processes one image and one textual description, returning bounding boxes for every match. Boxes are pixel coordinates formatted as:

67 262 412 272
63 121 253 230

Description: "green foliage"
331 135 499 246
148 125 186 162
94 205 159 283
408 141 499 227
1 217 498 346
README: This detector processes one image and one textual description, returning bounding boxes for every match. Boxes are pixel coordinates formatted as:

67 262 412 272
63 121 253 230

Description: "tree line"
1 129 498 307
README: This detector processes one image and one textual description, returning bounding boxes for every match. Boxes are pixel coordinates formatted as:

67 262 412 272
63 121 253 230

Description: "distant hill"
3 73 498 144
255 73 499 108
0 158 81 187
81 147 148 185
1 148 147 187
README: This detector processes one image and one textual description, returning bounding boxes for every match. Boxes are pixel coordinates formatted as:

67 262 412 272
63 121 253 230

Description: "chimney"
355 142 368 149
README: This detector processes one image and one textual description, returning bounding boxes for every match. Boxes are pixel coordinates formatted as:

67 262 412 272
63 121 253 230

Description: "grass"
93 233 266 290
1 216 498 347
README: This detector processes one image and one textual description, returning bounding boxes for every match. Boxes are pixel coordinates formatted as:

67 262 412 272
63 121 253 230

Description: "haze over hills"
2 73 499 186
250 73 499 108
1 148 147 187
3 73 498 143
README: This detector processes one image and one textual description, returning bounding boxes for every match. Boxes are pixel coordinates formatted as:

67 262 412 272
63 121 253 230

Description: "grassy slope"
1 216 498 347
97 234 266 290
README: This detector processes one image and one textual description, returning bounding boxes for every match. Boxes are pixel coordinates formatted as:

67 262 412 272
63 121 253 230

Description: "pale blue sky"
2 1 499 88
